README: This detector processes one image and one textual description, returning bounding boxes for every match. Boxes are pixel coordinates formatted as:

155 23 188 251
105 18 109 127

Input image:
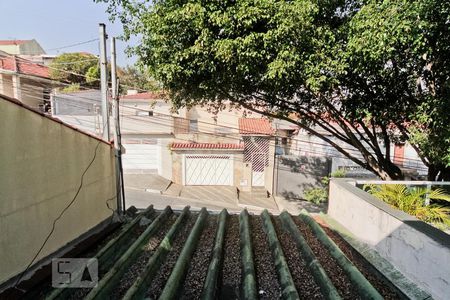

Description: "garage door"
185 155 233 185
122 139 160 173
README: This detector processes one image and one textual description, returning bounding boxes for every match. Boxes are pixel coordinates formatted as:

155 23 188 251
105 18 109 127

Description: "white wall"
328 179 450 300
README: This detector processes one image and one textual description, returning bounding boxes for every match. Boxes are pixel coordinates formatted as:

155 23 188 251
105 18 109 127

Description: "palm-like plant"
364 184 450 228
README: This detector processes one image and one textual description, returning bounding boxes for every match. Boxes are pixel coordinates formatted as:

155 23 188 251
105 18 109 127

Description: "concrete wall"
328 179 450 300
275 155 331 199
0 96 117 285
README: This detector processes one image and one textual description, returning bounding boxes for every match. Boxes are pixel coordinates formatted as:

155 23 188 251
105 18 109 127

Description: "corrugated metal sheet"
23 206 405 300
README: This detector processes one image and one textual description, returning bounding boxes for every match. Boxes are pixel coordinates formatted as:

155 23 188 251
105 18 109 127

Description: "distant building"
0 50 58 111
0 39 45 55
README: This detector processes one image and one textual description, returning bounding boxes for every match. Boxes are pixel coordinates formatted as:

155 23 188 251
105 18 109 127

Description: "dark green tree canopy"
100 0 450 180
49 52 100 89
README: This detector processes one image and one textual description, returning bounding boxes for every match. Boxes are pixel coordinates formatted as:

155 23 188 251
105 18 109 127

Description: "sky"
0 0 137 66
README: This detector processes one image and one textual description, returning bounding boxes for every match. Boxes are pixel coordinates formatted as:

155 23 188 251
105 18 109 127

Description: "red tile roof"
0 55 49 78
120 92 164 101
0 40 29 45
171 143 244 150
239 118 274 135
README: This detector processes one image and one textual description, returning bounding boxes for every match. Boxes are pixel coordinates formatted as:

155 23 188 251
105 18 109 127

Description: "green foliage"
343 0 450 177
85 66 100 84
303 187 328 204
50 53 99 88
117 65 160 92
99 0 450 179
364 184 450 228
304 169 347 204
60 83 81 93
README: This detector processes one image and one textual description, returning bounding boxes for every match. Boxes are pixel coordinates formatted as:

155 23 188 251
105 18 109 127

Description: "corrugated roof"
239 118 274 135
171 143 244 150
4 206 406 299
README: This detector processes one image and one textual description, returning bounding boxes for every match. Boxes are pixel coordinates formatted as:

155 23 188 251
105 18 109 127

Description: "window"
136 110 153 116
189 119 198 132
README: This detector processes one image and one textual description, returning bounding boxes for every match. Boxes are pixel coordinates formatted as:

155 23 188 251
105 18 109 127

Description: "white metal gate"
185 155 233 185
251 153 265 186
122 139 160 173
244 137 269 187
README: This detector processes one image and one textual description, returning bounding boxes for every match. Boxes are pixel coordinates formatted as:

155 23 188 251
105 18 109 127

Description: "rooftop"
3 206 406 299
239 118 274 135
0 55 49 78
0 40 30 45
120 92 164 101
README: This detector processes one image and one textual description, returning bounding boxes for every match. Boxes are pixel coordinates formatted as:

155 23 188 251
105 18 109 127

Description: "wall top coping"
331 178 450 248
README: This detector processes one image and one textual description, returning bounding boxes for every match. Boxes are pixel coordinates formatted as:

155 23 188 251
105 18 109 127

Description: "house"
170 105 276 192
0 39 45 56
0 51 55 111
52 91 277 193
51 90 174 179
276 119 428 178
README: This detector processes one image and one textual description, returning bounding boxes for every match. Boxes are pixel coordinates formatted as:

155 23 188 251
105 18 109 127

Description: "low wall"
0 96 117 285
328 179 450 300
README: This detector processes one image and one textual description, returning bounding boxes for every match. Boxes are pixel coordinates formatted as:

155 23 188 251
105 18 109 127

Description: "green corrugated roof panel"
7 206 412 299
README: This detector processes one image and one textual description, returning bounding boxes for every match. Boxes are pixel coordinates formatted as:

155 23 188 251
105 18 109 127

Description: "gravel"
66 214 157 300
110 213 178 299
180 216 217 299
293 217 360 299
250 216 282 299
272 217 324 299
219 215 241 300
145 214 197 299
315 218 401 299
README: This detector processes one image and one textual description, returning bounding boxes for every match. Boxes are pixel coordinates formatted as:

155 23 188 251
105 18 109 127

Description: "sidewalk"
274 196 327 215
124 174 280 213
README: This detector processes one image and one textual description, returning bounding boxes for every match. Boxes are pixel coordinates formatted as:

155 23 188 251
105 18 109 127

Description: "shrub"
303 169 347 204
364 184 450 228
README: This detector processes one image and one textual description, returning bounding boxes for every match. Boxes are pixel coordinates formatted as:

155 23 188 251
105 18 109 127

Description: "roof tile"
239 118 274 135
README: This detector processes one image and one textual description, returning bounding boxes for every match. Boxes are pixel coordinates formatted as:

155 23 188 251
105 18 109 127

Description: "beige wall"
0 96 117 284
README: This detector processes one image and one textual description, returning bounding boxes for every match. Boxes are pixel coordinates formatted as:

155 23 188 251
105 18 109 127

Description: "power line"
0 78 429 168
118 103 429 165
45 38 99 52
0 58 429 168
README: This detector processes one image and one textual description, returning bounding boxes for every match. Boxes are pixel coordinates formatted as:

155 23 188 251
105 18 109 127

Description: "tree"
99 0 450 180
49 52 100 89
117 65 160 92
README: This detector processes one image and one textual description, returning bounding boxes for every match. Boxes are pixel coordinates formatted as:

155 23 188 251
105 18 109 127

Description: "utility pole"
99 23 110 141
110 37 125 214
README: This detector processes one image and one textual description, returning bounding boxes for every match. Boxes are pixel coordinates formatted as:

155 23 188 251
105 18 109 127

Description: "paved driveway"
124 174 279 213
